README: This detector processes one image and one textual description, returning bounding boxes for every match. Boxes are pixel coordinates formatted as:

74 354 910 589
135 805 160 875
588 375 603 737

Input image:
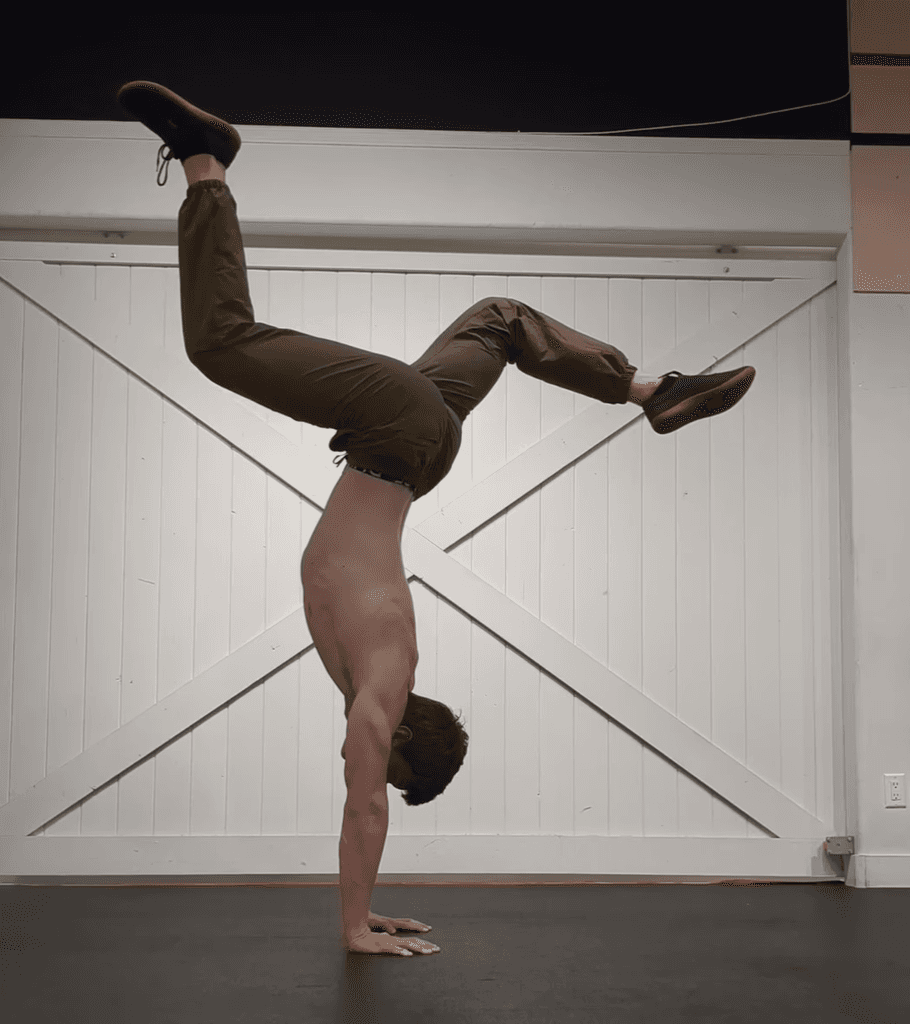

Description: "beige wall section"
849 1 910 294
0 123 906 887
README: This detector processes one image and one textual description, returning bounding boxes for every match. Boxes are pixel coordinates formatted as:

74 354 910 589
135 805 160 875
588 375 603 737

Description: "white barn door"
0 244 841 880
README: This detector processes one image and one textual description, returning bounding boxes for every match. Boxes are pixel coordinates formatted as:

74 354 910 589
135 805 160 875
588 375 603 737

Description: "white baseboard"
3 835 904 887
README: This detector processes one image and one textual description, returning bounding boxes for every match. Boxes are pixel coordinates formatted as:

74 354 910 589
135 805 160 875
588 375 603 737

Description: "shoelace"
157 143 175 187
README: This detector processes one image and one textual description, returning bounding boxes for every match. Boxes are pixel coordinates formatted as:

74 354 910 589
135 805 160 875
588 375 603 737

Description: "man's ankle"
183 153 226 185
628 374 663 405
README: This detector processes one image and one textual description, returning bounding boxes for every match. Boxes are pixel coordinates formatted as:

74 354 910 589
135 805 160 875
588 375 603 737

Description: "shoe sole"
116 81 241 167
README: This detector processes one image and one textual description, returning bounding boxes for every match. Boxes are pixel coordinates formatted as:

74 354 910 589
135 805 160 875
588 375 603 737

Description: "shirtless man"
300 465 431 955
117 79 756 960
300 464 418 802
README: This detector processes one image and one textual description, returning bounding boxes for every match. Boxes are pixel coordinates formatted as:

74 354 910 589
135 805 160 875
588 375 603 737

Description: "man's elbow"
344 790 390 817
343 760 391 815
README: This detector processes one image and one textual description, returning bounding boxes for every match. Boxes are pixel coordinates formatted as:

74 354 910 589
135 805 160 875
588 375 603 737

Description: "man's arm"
339 800 389 941
338 695 395 942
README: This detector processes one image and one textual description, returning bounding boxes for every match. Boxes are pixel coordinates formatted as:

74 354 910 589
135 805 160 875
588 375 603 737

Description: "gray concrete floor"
3 882 908 1023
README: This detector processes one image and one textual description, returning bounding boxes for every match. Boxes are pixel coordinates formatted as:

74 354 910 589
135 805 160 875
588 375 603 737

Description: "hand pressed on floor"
346 929 440 956
367 912 432 935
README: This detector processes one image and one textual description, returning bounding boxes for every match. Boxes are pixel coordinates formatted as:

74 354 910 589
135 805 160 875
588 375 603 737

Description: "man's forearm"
339 801 389 939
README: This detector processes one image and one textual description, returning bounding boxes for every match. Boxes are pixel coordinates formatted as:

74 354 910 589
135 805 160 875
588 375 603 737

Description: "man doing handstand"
117 81 756 959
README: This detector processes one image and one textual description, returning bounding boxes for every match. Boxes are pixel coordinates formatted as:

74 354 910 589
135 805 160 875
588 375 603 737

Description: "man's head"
392 692 469 806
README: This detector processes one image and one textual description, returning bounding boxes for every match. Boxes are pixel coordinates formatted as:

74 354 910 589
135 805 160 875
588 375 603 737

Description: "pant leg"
178 179 377 428
410 296 638 423
177 180 455 494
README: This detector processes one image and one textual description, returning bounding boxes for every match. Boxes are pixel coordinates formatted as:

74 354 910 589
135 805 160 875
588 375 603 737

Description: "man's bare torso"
301 467 417 717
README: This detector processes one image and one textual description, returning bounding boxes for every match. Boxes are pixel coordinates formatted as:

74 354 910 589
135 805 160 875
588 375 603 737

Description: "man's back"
301 465 418 713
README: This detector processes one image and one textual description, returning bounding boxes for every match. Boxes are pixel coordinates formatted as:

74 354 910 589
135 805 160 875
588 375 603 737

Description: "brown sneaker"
116 81 241 186
643 367 756 434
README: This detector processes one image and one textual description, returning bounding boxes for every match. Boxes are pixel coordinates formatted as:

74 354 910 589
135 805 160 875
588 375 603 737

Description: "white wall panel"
0 247 840 876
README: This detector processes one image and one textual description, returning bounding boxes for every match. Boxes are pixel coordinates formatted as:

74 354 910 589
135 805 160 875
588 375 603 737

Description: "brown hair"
398 692 469 806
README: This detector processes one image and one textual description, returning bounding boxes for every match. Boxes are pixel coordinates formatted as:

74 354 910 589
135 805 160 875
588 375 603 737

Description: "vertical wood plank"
402 273 443 835
118 268 166 836
0 280 24 810
155 402 197 836
469 277 508 836
130 265 167 359
82 264 130 838
642 277 681 837
45 316 93 837
261 267 316 837
778 302 815 814
536 277 577 838
37 264 93 837
117 375 161 835
671 278 712 831
811 286 839 829
161 251 214 851
433 275 476 836
189 426 231 836
505 278 544 837
743 281 781 837
219 264 281 838
676 278 713 837
261 475 303 837
163 266 183 363
707 280 749 838
270 271 310 837
372 272 406 362
11 299 56 814
573 278 611 837
225 450 266 836
184 253 233 839
160 261 198 836
607 277 645 837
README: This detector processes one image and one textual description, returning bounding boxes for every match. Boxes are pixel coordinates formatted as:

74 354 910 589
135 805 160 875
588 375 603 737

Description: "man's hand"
368 911 432 935
346 928 440 956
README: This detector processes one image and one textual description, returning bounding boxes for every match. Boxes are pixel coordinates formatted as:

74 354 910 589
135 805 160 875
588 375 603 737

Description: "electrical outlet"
884 774 906 808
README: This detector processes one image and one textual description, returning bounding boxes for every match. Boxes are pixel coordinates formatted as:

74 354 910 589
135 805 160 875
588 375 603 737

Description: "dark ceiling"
4 5 860 142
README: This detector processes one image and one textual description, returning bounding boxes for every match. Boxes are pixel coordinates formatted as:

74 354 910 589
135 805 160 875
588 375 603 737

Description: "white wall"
1 121 850 247
0 120 906 886
836 227 909 883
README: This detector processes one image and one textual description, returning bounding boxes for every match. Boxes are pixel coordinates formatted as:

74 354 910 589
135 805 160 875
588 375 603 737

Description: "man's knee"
479 295 511 310
188 350 221 385
462 296 509 316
